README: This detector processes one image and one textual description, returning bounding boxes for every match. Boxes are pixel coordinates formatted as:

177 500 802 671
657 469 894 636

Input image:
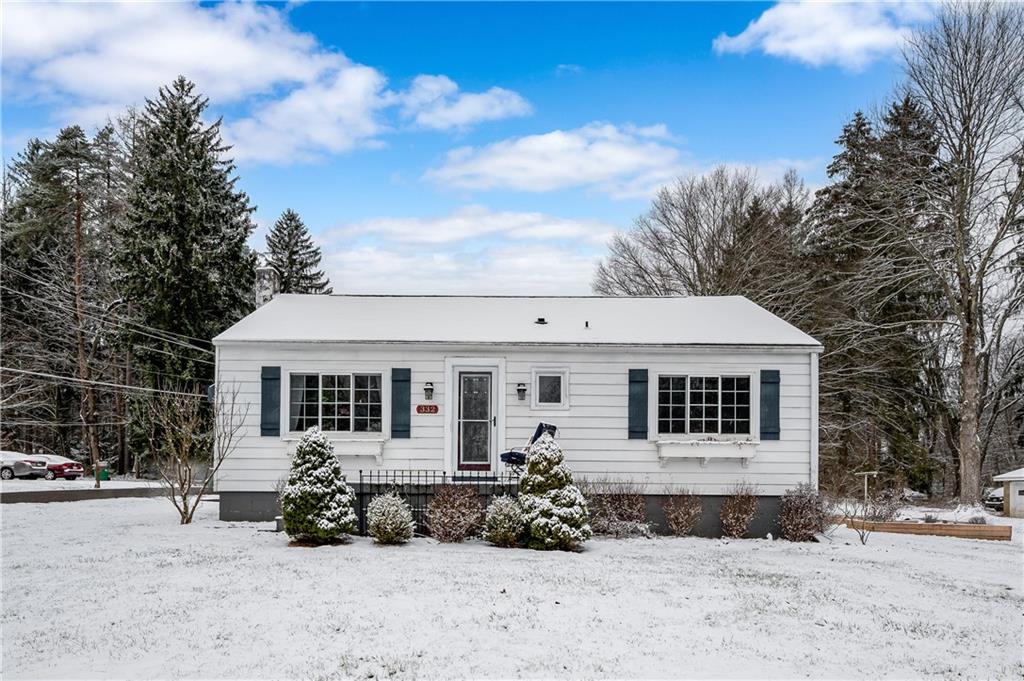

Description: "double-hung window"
289 372 383 434
657 375 751 436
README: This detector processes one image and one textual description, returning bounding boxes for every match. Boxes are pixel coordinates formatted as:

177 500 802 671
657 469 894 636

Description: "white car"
0 451 49 480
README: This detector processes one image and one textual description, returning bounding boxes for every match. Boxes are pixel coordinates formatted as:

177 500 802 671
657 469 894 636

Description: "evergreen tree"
265 209 332 295
519 432 591 550
805 101 943 489
280 427 358 543
117 76 256 386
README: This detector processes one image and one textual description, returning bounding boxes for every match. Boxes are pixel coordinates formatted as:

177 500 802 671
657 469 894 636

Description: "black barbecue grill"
500 422 557 475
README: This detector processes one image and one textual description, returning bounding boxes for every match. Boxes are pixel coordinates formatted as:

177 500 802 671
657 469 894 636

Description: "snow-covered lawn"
0 477 161 493
2 498 1021 679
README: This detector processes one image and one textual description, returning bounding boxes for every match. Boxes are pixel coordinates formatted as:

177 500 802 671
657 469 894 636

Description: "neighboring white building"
212 294 822 534
993 468 1024 518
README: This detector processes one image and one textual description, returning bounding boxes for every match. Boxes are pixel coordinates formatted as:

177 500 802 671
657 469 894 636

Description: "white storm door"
456 370 495 471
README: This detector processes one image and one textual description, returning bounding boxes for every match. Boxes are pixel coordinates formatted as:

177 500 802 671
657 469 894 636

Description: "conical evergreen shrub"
280 427 357 543
519 432 592 550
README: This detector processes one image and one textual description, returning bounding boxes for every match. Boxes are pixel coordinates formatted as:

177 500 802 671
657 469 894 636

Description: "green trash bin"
98 463 110 481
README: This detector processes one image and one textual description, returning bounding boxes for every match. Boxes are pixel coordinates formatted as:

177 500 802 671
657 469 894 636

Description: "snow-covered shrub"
426 485 482 542
519 432 592 551
367 492 414 545
483 495 525 547
580 478 648 536
280 427 357 544
663 492 703 536
865 489 901 522
720 483 758 538
779 484 827 542
965 515 987 525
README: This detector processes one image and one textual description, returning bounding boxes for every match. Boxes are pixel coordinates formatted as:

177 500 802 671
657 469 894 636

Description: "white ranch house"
213 294 822 534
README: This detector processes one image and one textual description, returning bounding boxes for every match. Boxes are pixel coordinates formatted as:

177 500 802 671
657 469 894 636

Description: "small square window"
531 368 569 409
537 375 562 403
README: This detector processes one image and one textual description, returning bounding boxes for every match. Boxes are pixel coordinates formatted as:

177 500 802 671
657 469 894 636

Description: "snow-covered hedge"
779 484 827 542
427 485 482 542
662 493 703 536
280 427 357 544
519 433 592 551
483 495 525 548
367 492 415 545
720 483 758 538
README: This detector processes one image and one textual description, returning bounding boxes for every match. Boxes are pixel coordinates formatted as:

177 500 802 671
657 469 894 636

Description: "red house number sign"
416 404 439 414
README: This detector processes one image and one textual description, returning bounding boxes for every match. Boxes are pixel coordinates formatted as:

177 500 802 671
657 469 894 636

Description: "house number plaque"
416 404 439 414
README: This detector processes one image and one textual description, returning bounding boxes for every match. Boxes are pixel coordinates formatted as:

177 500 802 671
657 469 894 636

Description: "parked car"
37 455 85 481
0 451 49 480
983 486 1004 511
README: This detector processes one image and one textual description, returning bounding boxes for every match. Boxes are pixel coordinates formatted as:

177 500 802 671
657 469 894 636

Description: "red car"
38 455 84 480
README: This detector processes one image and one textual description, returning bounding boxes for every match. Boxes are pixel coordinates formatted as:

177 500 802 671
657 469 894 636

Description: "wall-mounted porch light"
423 382 434 401
517 383 527 401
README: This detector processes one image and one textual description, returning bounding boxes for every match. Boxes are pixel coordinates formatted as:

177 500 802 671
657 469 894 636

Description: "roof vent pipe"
535 317 547 325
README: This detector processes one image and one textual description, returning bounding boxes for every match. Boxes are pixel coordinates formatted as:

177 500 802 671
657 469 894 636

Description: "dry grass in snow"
2 497 1022 679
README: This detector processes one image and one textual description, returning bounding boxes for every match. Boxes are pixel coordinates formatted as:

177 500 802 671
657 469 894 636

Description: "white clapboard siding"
215 342 815 495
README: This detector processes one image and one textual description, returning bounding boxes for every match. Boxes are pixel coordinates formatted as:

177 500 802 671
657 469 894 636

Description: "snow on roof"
993 467 1024 482
213 294 822 347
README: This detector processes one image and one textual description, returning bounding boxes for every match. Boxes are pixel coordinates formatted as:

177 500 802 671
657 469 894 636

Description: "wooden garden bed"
844 518 1012 541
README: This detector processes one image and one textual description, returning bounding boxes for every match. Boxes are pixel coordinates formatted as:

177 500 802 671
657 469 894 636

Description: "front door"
457 371 494 471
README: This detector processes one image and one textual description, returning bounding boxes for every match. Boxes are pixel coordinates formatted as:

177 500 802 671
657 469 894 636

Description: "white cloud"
425 123 685 199
399 75 532 130
315 205 616 294
4 2 336 110
336 205 615 246
324 245 601 295
226 64 388 163
713 1 934 70
3 2 531 163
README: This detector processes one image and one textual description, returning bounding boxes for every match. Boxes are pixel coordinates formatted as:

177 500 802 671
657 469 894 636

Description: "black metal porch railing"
356 469 519 536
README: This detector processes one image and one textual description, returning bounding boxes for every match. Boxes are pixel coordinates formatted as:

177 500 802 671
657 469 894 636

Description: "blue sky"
2 1 933 294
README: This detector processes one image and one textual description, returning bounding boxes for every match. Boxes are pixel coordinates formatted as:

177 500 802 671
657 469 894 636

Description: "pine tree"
519 432 591 550
116 76 256 387
265 209 332 295
280 427 358 543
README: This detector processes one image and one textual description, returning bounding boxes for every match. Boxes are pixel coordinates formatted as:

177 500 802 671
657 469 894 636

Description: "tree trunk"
72 170 103 489
958 324 981 505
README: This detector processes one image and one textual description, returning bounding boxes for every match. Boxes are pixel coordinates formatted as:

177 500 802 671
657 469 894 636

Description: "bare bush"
864 489 902 522
720 483 759 538
662 492 703 536
779 484 827 542
426 485 482 542
579 478 650 536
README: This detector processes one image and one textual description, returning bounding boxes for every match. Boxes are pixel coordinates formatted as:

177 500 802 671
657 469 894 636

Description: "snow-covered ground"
0 477 160 493
2 498 1022 680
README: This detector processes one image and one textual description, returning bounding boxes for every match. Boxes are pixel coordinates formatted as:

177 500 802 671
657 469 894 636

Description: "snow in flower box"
655 438 759 468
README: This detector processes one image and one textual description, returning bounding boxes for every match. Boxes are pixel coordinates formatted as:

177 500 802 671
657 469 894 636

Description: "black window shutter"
760 369 780 441
391 368 411 439
260 366 281 437
628 369 648 440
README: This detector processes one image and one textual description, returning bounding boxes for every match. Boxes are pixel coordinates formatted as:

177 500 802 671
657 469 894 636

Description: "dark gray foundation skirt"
220 490 782 538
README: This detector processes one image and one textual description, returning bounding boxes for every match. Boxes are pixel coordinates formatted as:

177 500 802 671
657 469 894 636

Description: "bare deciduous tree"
147 384 246 524
897 1 1024 503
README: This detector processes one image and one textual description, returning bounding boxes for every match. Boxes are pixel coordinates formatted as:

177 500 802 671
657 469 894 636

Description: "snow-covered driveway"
2 498 1021 679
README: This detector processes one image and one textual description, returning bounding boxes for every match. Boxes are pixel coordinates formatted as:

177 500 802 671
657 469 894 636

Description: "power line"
1 284 215 357
3 266 216 347
0 367 210 398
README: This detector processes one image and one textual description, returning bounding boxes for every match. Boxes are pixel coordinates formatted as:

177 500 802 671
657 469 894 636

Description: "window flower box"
656 438 759 468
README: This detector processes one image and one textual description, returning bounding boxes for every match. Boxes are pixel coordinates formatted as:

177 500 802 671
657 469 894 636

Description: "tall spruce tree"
805 101 942 490
117 77 256 387
265 209 332 295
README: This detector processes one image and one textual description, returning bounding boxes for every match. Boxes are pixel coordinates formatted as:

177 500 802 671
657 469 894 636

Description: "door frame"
443 357 506 474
